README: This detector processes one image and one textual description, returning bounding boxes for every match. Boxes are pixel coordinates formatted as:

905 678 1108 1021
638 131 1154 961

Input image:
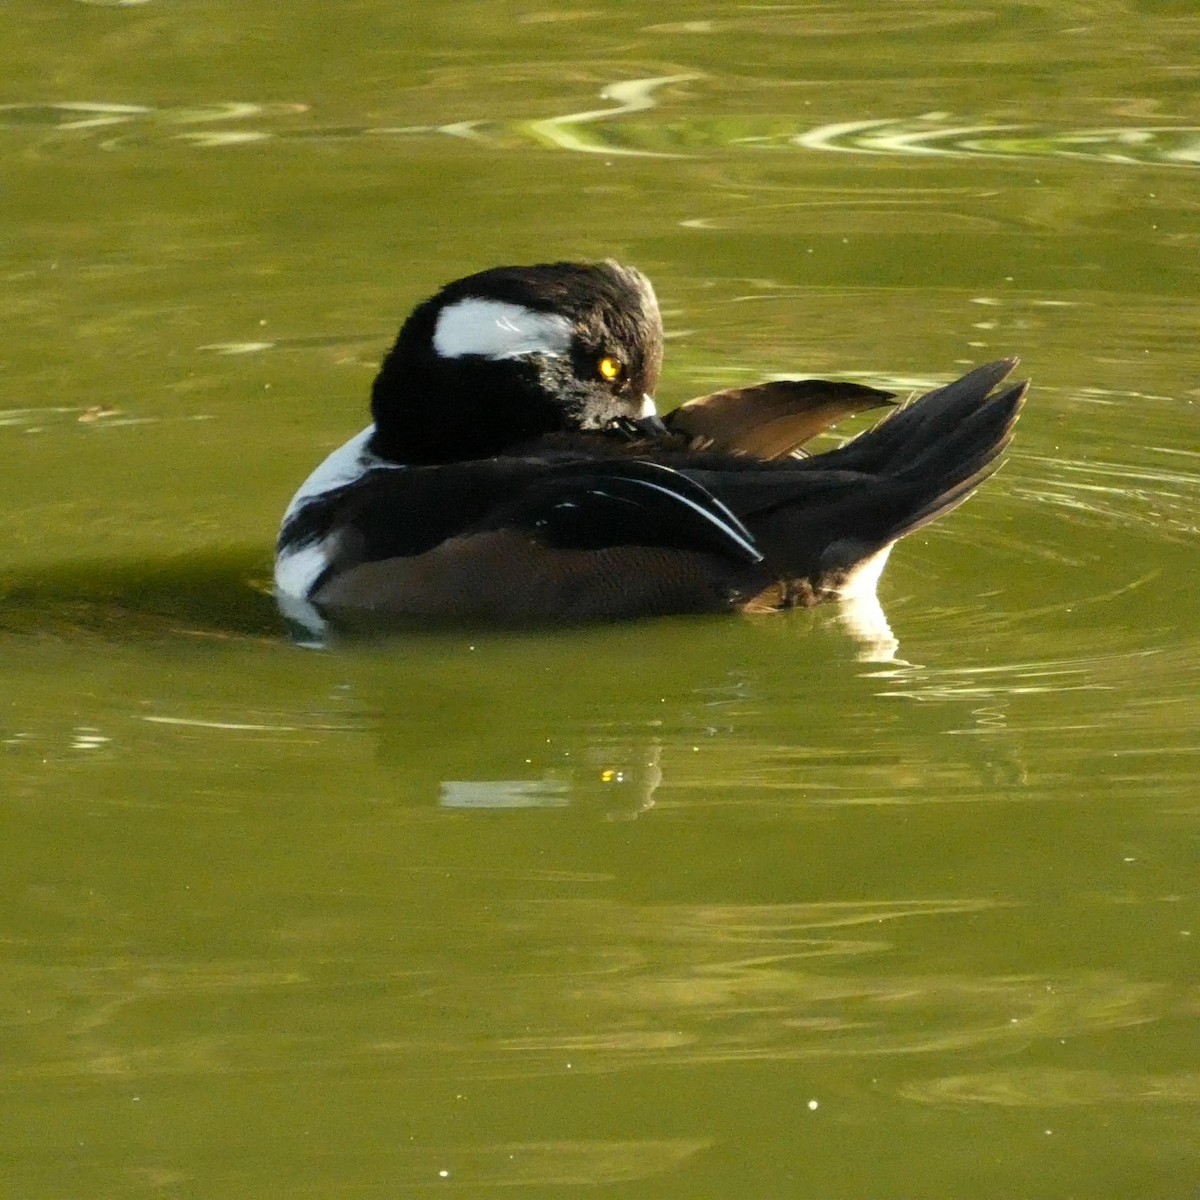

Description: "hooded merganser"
275 260 1025 636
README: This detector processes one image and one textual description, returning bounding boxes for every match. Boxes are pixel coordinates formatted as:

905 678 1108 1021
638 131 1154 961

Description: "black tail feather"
821 357 1019 476
877 377 1026 542
699 360 1026 590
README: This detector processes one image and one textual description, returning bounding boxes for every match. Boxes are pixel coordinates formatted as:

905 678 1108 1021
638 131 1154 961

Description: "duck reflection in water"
353 616 1028 817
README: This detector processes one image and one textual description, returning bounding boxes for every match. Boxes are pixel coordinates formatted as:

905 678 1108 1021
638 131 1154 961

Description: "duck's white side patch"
274 540 334 601
280 424 385 525
639 394 657 418
275 424 403 603
433 299 573 361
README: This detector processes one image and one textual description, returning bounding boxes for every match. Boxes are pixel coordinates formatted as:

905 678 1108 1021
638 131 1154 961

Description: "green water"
2 3 1198 1196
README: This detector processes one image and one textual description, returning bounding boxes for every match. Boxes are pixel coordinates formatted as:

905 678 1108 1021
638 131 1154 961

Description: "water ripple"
523 74 699 158
901 1068 1200 1107
13 904 1186 1086
795 115 1200 168
4 92 1198 169
1016 451 1200 540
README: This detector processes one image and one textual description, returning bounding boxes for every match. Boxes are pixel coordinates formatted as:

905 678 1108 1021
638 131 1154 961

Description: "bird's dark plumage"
275 260 1025 635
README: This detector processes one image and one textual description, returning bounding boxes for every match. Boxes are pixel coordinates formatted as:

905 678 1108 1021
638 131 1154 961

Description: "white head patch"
433 298 574 361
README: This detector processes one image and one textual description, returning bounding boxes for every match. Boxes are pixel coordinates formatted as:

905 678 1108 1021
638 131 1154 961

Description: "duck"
274 260 1025 637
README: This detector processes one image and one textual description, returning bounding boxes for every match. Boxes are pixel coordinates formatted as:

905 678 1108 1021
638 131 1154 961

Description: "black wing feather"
481 459 762 564
281 457 762 573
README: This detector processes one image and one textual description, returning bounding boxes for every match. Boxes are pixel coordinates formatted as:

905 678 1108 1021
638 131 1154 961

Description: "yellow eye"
597 355 624 382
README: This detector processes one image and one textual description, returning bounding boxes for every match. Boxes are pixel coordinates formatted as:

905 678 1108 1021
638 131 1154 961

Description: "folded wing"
664 379 894 459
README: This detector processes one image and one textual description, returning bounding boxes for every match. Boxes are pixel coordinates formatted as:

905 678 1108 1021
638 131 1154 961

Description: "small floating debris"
198 341 275 356
78 405 122 423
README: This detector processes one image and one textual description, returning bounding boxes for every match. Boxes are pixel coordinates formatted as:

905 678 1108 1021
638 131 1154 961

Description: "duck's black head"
369 260 664 464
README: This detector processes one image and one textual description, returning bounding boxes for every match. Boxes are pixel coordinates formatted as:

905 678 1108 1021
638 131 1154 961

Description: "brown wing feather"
663 380 895 460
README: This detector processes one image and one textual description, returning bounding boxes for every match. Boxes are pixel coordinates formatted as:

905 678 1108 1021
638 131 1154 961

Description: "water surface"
2 3 1198 1197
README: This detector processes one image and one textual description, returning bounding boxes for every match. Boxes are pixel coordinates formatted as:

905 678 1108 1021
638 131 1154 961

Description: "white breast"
275 424 402 601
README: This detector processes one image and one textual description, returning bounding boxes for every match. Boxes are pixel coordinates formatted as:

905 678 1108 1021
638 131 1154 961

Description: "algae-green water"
2 4 1197 1196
